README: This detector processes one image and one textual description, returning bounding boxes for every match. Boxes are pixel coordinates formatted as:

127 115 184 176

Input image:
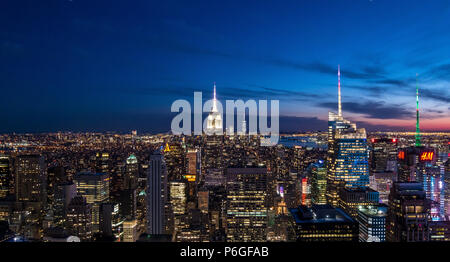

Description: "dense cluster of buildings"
0 71 449 243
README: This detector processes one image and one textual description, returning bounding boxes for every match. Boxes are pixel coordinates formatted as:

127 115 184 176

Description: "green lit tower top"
415 73 421 147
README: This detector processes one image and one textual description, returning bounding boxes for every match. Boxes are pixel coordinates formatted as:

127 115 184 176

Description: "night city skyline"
2 0 450 251
1 0 450 133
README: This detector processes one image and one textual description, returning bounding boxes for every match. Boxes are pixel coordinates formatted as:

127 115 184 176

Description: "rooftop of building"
289 204 355 224
126 154 138 164
393 182 427 198
357 204 388 217
74 171 108 179
340 187 378 193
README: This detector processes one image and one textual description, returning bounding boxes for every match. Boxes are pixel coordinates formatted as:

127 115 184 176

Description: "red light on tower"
392 138 397 143
371 138 375 143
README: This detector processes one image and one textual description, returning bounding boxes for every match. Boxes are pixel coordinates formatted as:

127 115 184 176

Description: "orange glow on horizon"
350 116 450 131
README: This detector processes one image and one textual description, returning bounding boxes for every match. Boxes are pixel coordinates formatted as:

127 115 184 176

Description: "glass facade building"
327 112 370 206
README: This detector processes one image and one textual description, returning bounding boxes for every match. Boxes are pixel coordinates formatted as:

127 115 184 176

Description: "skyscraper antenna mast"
212 82 217 112
338 65 342 117
415 73 421 146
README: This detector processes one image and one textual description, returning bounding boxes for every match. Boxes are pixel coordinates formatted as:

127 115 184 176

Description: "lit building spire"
338 65 342 117
212 82 217 112
415 73 421 147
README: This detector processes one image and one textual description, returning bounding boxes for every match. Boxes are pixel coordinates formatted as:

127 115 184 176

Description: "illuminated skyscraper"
0 156 11 198
204 83 224 173
95 152 111 174
169 181 187 215
206 82 223 134
357 204 387 242
225 167 267 242
338 187 379 218
309 160 327 205
186 149 201 183
290 204 359 242
123 219 138 242
115 154 139 220
326 66 370 206
66 196 92 241
73 172 110 232
386 182 430 242
370 172 397 204
15 154 47 203
124 154 138 190
198 189 209 214
47 166 66 206
99 202 123 240
370 138 398 173
397 146 436 182
147 151 168 235
54 181 77 225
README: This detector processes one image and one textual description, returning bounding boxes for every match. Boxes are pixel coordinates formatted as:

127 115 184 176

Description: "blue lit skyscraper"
327 66 370 206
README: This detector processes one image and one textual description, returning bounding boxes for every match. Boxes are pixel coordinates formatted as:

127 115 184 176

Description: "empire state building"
206 82 223 134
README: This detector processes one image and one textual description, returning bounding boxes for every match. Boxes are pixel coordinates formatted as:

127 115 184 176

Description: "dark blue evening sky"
1 0 449 133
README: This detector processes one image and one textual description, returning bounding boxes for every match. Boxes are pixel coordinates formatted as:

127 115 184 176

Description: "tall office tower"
197 189 209 214
387 182 430 242
123 219 138 242
95 152 111 174
147 151 168 235
73 172 110 232
289 204 359 242
369 172 397 204
124 154 138 190
136 188 147 235
118 188 137 220
418 165 445 221
99 202 123 240
370 138 398 173
204 135 224 172
66 196 92 241
397 147 436 182
15 154 47 203
357 204 387 242
163 142 185 181
205 182 227 240
327 66 370 206
169 181 187 215
204 83 224 172
309 160 327 205
0 156 11 198
175 209 210 242
186 149 201 183
117 154 139 220
206 82 223 135
47 166 65 206
301 177 310 206
53 181 77 225
338 187 379 218
225 167 268 242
